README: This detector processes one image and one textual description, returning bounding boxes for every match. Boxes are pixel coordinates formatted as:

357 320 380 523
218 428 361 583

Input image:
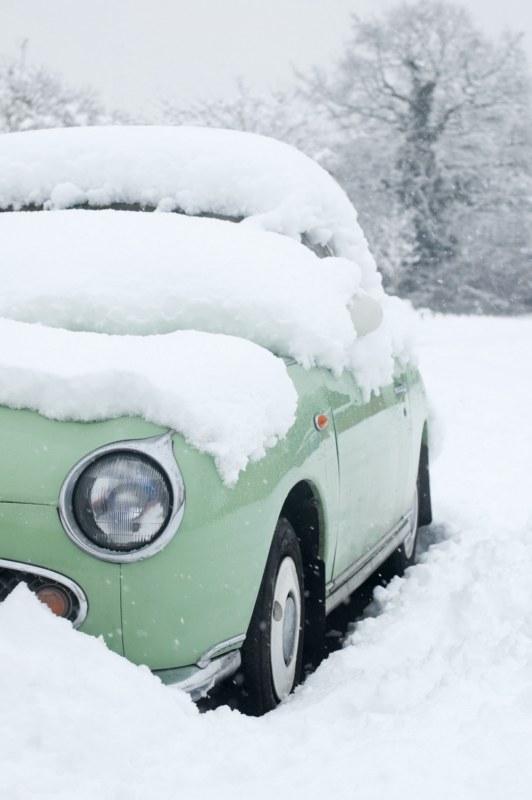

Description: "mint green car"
0 126 431 716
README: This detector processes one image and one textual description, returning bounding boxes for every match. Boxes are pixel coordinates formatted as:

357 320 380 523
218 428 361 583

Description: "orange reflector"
314 414 329 431
36 586 70 618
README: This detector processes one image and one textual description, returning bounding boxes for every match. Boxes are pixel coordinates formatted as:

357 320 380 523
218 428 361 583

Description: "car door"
323 364 413 579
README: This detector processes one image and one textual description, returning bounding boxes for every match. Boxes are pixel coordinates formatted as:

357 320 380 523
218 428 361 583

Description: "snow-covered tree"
299 0 532 312
0 47 109 133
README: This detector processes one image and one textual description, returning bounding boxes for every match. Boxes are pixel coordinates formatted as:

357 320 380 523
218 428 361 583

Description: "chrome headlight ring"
59 433 185 563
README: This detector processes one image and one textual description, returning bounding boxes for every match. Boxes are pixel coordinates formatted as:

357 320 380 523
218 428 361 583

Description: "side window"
301 233 334 259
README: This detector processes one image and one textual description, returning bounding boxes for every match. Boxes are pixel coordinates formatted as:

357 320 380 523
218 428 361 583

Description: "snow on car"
0 125 428 716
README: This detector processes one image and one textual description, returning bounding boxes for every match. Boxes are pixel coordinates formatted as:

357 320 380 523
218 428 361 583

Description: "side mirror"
349 291 383 337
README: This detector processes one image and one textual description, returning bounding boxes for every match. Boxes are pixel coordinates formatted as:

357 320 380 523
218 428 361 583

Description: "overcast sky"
1 0 530 115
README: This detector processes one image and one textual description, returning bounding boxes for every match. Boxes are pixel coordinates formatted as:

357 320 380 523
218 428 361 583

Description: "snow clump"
0 318 297 486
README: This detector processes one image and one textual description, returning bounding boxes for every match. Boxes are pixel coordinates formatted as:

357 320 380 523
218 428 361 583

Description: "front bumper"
156 649 242 700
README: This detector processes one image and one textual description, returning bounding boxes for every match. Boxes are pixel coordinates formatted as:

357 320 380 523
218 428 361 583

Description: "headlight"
73 452 171 552
59 434 185 563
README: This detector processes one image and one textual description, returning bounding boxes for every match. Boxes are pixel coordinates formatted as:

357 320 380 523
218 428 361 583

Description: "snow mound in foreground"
2 509 531 798
0 319 297 486
0 585 201 788
0 125 378 286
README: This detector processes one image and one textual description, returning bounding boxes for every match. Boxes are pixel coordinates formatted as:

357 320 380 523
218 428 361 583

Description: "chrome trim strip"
325 511 413 615
0 557 88 628
197 634 246 668
59 432 186 564
162 651 242 700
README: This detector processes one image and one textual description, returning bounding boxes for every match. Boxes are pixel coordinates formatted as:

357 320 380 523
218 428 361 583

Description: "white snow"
0 207 414 479
0 318 297 486
0 209 366 371
1 313 531 799
0 125 378 285
0 126 419 478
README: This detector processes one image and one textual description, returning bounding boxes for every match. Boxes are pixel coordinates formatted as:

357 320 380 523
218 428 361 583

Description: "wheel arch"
279 480 327 669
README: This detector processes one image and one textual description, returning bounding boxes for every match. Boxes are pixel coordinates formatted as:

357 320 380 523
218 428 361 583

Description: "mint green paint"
321 365 416 578
0 407 166 505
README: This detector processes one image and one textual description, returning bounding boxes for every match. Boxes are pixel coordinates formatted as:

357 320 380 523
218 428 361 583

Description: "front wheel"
238 518 304 716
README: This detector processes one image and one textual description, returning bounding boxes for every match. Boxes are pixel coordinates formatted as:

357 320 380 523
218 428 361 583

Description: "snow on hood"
0 318 297 486
0 125 379 289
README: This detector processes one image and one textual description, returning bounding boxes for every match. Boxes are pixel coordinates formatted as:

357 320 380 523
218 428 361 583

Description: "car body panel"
322 364 415 578
0 407 167 505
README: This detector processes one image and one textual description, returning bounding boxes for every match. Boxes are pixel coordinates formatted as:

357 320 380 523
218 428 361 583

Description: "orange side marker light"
314 414 329 431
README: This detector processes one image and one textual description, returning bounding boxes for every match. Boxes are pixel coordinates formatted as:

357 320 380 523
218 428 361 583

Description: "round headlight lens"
72 452 172 553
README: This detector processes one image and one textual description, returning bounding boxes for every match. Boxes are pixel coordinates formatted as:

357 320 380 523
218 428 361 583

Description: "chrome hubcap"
270 557 301 700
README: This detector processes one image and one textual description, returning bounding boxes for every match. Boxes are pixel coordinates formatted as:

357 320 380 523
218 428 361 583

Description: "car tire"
389 485 419 576
238 517 304 716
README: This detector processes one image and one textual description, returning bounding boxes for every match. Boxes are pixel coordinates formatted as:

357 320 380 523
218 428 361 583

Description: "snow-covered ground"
1 313 531 799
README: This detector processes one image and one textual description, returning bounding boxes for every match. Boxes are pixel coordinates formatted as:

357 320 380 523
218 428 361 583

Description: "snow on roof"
0 125 379 289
